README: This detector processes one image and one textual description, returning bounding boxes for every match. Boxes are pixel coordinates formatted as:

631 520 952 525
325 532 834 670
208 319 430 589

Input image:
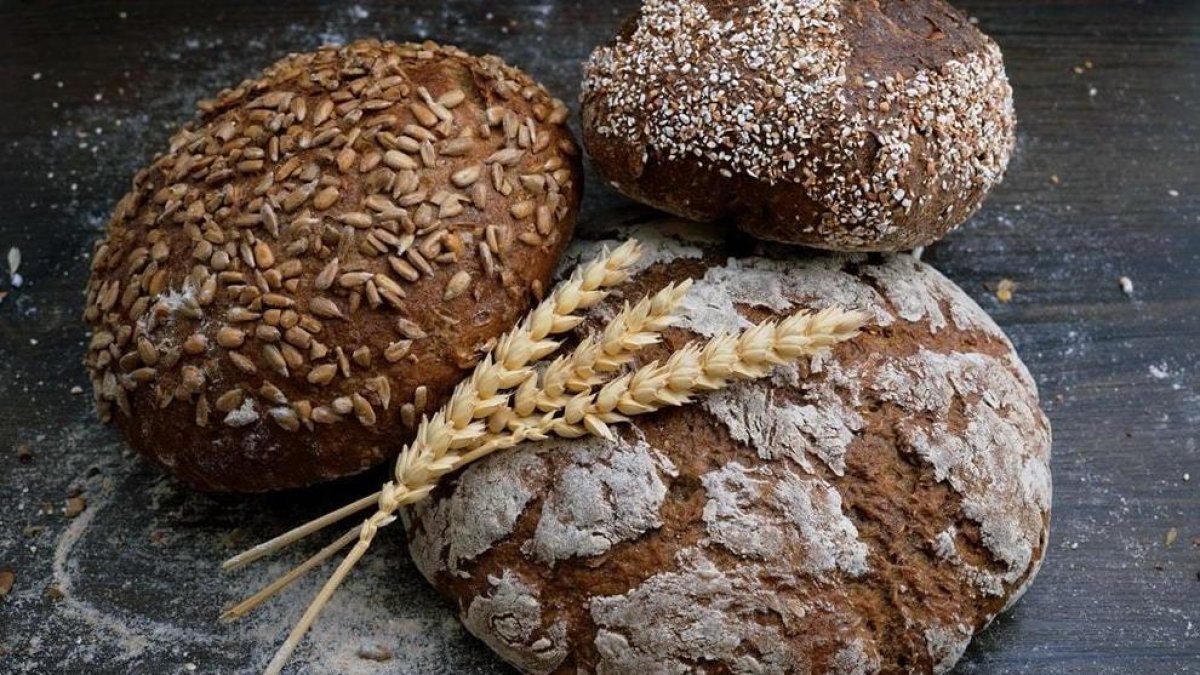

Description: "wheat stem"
263 512 392 675
220 523 362 622
221 491 380 571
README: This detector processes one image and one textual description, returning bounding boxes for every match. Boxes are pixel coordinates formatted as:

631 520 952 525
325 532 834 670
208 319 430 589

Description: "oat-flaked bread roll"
83 39 582 491
403 221 1051 674
582 0 1015 252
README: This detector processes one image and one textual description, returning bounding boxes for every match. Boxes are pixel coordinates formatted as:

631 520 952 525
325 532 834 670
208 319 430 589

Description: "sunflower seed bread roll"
582 0 1015 251
403 220 1051 674
83 39 582 491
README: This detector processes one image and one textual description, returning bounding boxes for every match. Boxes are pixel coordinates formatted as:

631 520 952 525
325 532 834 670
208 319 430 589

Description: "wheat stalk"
221 240 644 574
222 239 867 675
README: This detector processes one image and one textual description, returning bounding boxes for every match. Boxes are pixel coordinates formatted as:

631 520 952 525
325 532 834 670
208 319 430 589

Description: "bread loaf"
582 0 1015 251
403 221 1051 673
83 39 582 491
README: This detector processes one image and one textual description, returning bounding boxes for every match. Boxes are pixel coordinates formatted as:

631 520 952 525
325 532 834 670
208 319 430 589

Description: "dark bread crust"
84 40 582 491
582 0 1015 251
404 224 1051 674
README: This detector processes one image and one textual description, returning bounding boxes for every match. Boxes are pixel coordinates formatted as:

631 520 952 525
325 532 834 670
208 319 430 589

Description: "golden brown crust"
83 39 582 491
582 0 1015 251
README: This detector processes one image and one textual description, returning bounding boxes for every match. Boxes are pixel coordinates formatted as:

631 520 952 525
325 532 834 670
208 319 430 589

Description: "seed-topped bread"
403 220 1051 674
582 0 1015 251
83 39 582 491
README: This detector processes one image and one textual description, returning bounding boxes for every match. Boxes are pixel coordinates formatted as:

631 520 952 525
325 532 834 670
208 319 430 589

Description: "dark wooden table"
1 1 1197 673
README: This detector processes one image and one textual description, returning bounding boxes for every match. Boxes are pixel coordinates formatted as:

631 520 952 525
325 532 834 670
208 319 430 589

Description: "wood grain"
0 1 1196 673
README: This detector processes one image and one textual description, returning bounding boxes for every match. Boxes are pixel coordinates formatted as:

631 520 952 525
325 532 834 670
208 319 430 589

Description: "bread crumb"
69 385 83 395
356 644 394 662
16 444 33 462
1166 527 1178 547
1118 276 1133 295
0 569 14 598
1049 174 1060 185
64 496 87 518
995 279 1016 303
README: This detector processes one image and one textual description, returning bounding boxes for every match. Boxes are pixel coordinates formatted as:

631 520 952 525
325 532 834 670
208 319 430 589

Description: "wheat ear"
222 240 642 571
456 306 868 467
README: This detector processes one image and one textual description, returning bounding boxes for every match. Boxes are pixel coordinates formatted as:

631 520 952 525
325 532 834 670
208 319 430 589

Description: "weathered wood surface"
0 1 1196 673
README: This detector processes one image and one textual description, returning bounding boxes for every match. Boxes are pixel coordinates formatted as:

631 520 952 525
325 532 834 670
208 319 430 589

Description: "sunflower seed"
410 103 438 127
437 89 466 109
443 270 471 300
488 148 523 166
182 334 208 355
383 150 417 171
313 186 340 210
280 343 304 370
136 337 160 365
536 205 554 235
335 212 371 229
309 296 343 319
419 140 436 167
314 257 339 290
336 346 351 377
196 396 210 427
331 396 354 415
383 340 412 363
352 394 377 426
255 324 281 342
284 326 312 349
396 318 427 339
254 240 275 268
383 255 417 282
215 389 245 413
478 241 496 277
269 407 300 431
262 344 288 376
256 382 285 405
337 271 372 288
359 150 382 172
216 327 246 348
130 367 157 382
226 307 261 322
261 293 294 308
306 363 337 385
311 406 340 424
352 346 372 368
440 137 474 157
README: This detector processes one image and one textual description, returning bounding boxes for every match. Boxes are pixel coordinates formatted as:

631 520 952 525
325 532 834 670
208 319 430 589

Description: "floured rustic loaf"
403 221 1051 673
582 0 1015 252
83 39 581 491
